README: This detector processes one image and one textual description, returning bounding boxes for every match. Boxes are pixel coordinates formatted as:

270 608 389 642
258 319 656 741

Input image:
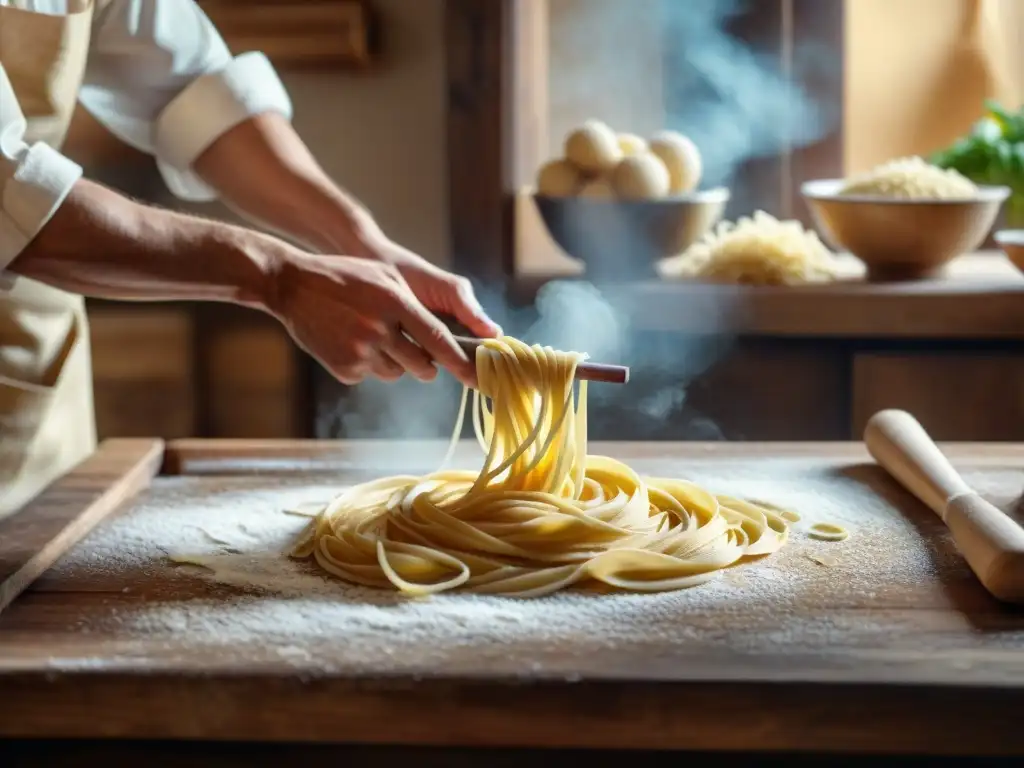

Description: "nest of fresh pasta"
291 337 799 597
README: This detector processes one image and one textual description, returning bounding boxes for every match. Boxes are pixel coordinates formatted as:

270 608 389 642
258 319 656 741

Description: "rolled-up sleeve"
79 0 293 201
0 64 84 272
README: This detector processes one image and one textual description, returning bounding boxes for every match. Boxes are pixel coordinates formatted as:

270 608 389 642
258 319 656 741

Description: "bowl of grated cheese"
802 157 1011 280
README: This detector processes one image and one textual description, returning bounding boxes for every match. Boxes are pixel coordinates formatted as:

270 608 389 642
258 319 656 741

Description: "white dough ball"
649 130 703 194
579 175 616 200
536 158 582 197
617 133 648 157
611 153 671 200
564 120 623 173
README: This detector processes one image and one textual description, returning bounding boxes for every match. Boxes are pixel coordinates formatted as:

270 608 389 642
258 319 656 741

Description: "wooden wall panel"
199 317 302 439
680 340 850 441
88 308 196 439
196 1 374 70
852 352 1024 441
445 0 550 281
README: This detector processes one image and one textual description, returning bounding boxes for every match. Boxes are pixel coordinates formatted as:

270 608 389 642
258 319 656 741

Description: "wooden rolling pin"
454 337 630 384
864 409 1024 603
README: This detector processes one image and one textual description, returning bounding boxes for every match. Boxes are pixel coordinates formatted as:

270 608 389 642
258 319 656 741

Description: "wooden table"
1 439 1023 762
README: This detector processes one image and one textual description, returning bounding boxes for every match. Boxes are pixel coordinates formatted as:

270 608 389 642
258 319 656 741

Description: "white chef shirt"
0 0 294 271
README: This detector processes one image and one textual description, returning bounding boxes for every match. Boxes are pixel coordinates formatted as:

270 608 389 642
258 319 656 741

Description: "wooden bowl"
532 189 730 280
802 180 1010 280
995 230 1024 274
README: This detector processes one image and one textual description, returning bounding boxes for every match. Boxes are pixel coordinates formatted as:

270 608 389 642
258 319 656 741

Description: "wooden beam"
444 0 547 281
196 0 375 70
789 0 845 223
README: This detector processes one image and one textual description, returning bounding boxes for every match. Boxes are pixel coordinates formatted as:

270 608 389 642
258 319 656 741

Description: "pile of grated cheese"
659 210 841 285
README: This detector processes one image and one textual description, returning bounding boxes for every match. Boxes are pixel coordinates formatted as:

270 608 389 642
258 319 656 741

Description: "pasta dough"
564 120 623 174
536 159 582 197
808 522 849 542
293 337 796 597
649 130 702 194
611 153 671 200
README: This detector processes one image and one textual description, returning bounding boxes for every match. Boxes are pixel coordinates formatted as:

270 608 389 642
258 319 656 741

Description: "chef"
0 0 501 517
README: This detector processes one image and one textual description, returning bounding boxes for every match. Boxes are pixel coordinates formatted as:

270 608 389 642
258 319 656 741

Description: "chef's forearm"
192 112 378 255
9 178 281 310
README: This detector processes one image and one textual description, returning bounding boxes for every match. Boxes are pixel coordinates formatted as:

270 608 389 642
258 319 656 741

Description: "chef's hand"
271 252 481 387
336 220 502 341
360 235 502 341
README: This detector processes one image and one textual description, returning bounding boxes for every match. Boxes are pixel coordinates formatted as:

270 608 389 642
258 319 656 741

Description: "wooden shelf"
510 253 1024 339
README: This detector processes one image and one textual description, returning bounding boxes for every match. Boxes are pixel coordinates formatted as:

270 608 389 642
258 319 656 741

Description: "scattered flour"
35 458 1023 675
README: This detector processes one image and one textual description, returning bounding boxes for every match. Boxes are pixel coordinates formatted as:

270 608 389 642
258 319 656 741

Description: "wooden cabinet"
852 352 1024 441
685 341 850 441
201 314 303 438
88 308 196 438
86 287 1024 443
88 304 305 440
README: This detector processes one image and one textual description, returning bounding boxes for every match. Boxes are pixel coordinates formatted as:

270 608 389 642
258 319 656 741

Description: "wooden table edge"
0 673 1022 754
0 439 165 614
161 438 1024 475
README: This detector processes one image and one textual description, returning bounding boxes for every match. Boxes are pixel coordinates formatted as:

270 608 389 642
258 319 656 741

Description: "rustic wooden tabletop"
1 439 1022 757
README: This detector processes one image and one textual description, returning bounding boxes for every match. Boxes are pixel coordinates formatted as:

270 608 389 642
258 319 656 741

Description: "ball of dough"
536 159 582 197
611 153 671 200
578 175 616 200
649 131 703 194
564 120 623 174
617 133 648 157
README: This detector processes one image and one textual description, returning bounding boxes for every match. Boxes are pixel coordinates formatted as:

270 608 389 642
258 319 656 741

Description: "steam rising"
660 0 838 188
551 0 839 189
316 281 731 445
316 0 839 447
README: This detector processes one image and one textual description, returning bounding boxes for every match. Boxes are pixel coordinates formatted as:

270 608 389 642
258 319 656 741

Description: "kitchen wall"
545 0 667 155
845 0 1023 173
282 0 450 268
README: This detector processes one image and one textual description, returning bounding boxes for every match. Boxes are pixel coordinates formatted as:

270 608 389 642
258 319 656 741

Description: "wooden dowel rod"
454 337 630 384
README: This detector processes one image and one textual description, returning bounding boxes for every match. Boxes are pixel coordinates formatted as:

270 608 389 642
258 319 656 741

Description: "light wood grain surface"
1 439 1023 755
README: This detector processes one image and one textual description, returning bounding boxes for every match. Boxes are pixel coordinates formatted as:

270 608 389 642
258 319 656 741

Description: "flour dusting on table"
39 458 1019 675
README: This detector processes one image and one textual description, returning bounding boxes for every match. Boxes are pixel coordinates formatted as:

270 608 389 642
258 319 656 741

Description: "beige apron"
0 0 98 518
